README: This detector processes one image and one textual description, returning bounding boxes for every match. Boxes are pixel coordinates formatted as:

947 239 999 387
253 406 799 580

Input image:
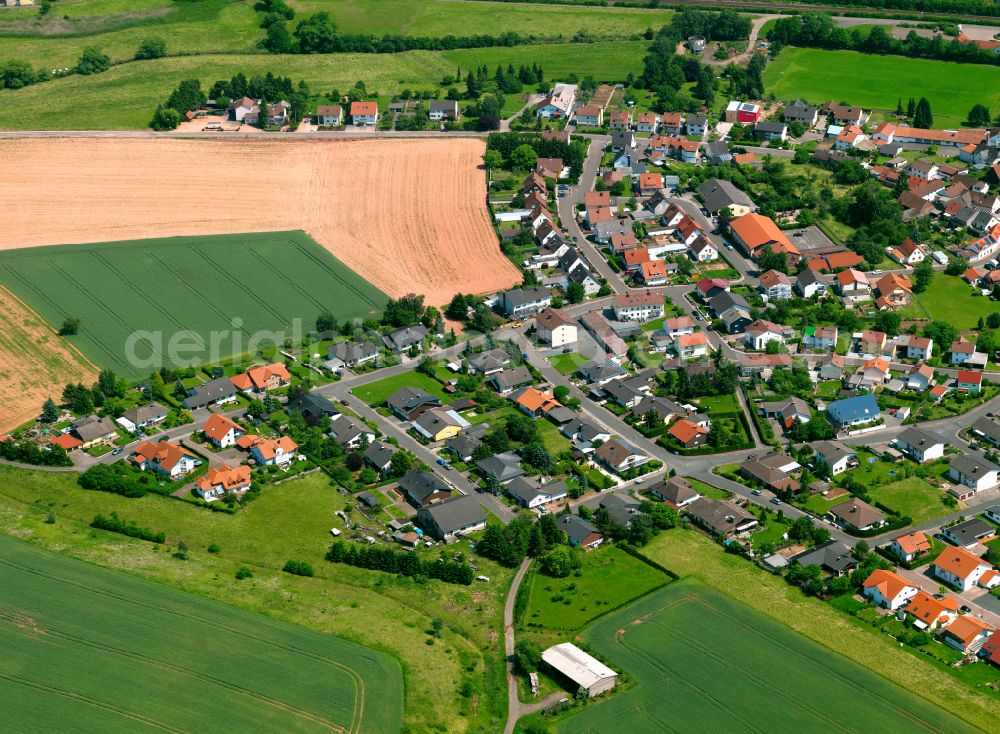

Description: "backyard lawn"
547 352 589 375
868 477 952 525
353 369 447 406
903 274 998 330
519 545 671 633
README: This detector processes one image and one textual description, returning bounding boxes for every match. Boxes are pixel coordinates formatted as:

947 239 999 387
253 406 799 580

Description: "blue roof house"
826 394 880 429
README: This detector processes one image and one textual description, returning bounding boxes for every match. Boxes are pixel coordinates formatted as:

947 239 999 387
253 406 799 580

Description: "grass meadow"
762 47 1000 129
0 465 515 732
0 231 387 377
0 40 649 129
519 545 671 633
0 532 402 734
902 275 998 330
552 578 980 734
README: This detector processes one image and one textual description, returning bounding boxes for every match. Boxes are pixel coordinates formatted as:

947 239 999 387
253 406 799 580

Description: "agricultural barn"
542 642 617 698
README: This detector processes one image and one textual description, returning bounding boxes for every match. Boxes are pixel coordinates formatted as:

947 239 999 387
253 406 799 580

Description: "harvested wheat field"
0 286 97 433
0 137 520 304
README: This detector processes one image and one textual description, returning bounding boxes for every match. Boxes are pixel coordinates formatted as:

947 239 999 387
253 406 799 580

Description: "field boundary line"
0 670 185 733
0 284 97 373
0 553 368 732
90 250 191 334
0 609 347 732
245 241 333 316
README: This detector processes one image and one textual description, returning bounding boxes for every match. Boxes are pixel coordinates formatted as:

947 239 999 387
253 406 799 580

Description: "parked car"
751 489 763 496
770 497 782 505
111 447 123 456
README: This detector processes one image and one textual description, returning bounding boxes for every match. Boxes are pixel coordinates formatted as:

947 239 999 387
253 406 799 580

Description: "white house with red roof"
250 435 298 467
932 545 995 591
131 440 200 479
350 101 379 126
862 569 918 611
202 413 244 449
957 370 983 393
231 363 292 393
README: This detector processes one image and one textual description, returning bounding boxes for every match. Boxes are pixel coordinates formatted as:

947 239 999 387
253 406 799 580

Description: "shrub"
282 559 315 577
207 543 222 554
235 566 254 580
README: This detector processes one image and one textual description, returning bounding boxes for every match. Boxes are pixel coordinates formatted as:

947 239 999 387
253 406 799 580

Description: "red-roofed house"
350 101 379 126
131 440 200 479
905 591 959 630
667 418 709 449
889 531 931 563
932 545 994 591
196 464 252 501
249 435 298 467
942 616 996 655
202 413 245 449
49 433 83 451
862 569 918 610
957 370 983 393
638 172 664 195
231 363 291 393
728 213 796 259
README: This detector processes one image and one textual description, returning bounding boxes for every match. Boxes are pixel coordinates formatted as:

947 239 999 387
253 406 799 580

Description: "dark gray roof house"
363 442 395 472
708 290 749 316
357 491 380 508
599 494 641 528
72 415 118 443
794 540 856 576
387 386 441 419
684 497 758 540
383 324 428 352
943 518 995 548
417 495 486 541
182 376 238 409
704 141 732 164
559 514 604 548
698 178 753 214
488 366 533 394
560 418 611 444
399 469 453 507
651 476 700 506
783 99 817 124
468 348 511 374
447 423 490 462
119 402 168 430
634 396 685 424
500 287 552 318
329 340 379 366
287 393 340 422
506 477 569 508
475 452 525 484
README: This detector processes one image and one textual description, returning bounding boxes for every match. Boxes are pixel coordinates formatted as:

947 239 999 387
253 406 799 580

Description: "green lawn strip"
353 370 448 406
553 572 980 734
0 533 403 734
683 477 729 500
629 530 996 731
547 352 589 375
0 232 386 378
0 465 514 732
762 47 1000 130
520 545 671 634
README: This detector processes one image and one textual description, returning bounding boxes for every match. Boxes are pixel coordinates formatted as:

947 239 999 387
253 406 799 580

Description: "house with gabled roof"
196 464 252 502
131 440 200 479
350 100 378 126
862 569 918 611
888 530 931 563
476 452 524 484
813 440 856 476
932 545 995 591
943 616 996 655
957 370 983 393
399 469 452 507
117 402 169 434
383 324 429 353
232 362 292 393
182 376 238 410
418 495 486 541
894 427 944 463
794 540 857 576
250 436 298 467
202 413 244 448
905 591 959 630
744 319 786 350
70 415 119 448
802 324 837 351
560 514 604 549
594 438 648 474
651 476 701 507
685 497 758 540
506 477 568 510
667 418 709 449
827 497 885 531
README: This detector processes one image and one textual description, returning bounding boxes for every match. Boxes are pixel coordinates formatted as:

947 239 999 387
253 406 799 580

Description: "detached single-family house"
744 319 786 350
950 337 978 365
957 370 984 393
972 418 1000 447
795 268 827 299
535 308 577 347
826 498 886 532
889 530 931 563
116 403 168 434
196 464 252 502
315 104 343 126
131 440 200 479
467 348 511 375
755 121 787 142
758 270 793 301
202 413 244 449
942 518 996 549
506 477 568 510
350 100 379 126
363 442 395 474
328 340 379 368
827 394 880 429
560 514 604 549
594 438 648 474
501 288 552 318
412 407 470 442
71 415 119 448
476 451 525 484
932 545 994 591
383 324 429 353
685 497 758 540
400 470 453 507
387 386 441 420
949 453 1000 493
488 366 533 395
231 363 291 393
651 476 701 508
942 616 996 655
862 569 918 611
894 427 945 464
667 418 709 449
418 495 486 541
813 440 856 476
802 324 837 351
698 179 755 218
428 99 459 121
249 435 298 467
794 541 857 576
783 99 818 126
905 591 960 630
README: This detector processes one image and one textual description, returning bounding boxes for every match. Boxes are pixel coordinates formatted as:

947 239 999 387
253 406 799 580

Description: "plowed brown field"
0 137 520 304
0 286 97 433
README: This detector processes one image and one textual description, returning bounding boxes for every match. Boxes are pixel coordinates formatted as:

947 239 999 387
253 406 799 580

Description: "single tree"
41 398 59 423
912 97 933 129
76 47 111 76
58 317 81 336
135 37 166 61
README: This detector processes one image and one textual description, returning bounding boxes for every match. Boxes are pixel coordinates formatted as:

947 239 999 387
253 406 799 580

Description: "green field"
0 465 515 732
0 40 649 129
0 533 402 734
903 275 997 330
0 231 386 377
868 476 951 524
521 545 670 632
554 579 979 734
763 47 1000 129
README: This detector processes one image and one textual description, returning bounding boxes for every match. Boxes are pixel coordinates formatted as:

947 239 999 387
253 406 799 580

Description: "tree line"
91 512 166 544
79 463 166 499
325 540 475 585
0 439 72 467
769 12 1000 70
